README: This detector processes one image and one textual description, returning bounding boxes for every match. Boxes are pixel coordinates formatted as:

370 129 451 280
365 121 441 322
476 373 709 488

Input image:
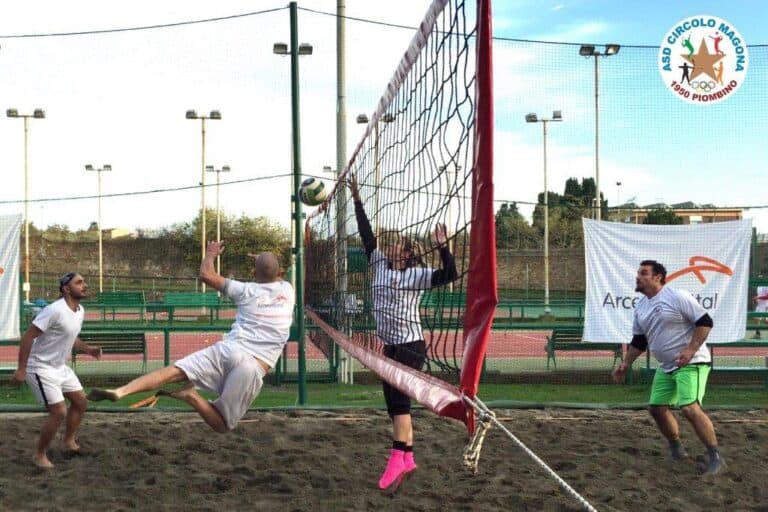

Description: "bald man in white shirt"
88 241 294 434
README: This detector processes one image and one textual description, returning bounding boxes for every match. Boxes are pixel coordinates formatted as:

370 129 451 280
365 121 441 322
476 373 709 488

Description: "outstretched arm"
430 223 457 287
348 174 377 259
200 241 226 291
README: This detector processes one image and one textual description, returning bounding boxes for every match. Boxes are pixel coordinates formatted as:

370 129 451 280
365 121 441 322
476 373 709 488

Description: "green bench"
161 292 223 323
74 331 148 372
95 291 147 321
642 340 768 386
545 327 623 369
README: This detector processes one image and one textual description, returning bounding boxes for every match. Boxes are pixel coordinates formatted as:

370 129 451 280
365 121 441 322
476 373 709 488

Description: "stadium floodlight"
7 107 46 301
356 114 369 124
205 165 231 276
298 43 313 55
186 109 222 292
525 110 563 315
579 44 620 220
273 42 289 55
85 164 113 293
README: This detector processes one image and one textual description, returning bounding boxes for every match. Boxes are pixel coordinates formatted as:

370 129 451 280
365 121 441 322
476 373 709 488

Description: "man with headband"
11 272 102 468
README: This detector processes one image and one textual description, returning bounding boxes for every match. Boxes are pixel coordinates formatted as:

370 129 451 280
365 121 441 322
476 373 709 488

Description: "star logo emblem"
681 39 724 81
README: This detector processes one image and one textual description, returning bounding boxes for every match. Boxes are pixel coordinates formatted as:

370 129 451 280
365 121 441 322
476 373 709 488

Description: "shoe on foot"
670 443 688 461
403 451 418 473
378 450 407 491
703 453 726 476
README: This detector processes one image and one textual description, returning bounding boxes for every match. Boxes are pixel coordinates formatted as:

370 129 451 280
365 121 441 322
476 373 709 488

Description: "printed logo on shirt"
0 267 4 276
666 256 732 284
274 295 289 304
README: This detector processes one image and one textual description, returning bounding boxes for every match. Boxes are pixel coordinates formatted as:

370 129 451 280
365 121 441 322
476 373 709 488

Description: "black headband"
59 272 77 288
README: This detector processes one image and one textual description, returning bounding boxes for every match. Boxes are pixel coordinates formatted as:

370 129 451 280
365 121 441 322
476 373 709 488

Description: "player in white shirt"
348 175 458 492
11 272 102 469
612 260 725 476
88 241 295 433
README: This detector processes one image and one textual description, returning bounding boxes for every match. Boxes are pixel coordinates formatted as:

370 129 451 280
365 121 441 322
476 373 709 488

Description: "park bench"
96 291 147 321
74 331 148 372
159 292 223 323
641 340 768 387
545 327 623 369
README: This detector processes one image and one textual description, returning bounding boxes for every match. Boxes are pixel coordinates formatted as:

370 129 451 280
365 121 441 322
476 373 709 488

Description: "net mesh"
305 0 495 419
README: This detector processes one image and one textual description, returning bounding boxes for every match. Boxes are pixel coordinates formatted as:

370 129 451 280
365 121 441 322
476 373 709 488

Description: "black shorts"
382 340 427 417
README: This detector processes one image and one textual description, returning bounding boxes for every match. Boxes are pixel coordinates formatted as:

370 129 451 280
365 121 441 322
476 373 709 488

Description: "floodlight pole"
85 164 112 293
186 109 221 293
526 111 563 315
7 108 45 302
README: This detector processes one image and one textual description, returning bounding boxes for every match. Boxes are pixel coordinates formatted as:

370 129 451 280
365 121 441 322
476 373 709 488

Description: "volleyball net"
304 0 496 430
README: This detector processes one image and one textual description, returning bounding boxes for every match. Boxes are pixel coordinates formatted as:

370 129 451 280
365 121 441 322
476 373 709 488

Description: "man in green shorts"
612 260 725 476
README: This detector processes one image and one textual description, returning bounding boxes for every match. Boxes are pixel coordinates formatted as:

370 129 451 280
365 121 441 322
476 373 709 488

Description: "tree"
643 208 683 225
495 202 538 249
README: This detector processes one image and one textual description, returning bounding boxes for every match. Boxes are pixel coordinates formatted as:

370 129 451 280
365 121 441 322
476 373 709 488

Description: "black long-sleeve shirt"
353 199 457 286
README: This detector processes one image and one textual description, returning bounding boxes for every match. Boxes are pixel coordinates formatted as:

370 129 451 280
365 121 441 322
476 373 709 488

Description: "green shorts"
649 364 711 407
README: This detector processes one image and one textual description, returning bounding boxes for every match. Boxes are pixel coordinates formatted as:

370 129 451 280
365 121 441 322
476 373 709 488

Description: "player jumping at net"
348 174 458 492
88 241 294 433
612 260 725 476
11 272 102 469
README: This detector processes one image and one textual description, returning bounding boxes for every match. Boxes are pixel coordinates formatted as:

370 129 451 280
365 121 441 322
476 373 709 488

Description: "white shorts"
174 342 265 430
25 365 83 406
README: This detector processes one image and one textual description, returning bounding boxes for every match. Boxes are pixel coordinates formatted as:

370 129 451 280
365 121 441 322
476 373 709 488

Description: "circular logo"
658 15 748 105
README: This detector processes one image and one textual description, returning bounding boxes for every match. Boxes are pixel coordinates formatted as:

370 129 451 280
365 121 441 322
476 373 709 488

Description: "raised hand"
433 223 449 247
347 173 361 201
206 240 225 257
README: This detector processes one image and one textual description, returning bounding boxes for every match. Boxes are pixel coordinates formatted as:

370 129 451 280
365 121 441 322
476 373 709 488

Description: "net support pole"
336 0 351 385
289 1 307 405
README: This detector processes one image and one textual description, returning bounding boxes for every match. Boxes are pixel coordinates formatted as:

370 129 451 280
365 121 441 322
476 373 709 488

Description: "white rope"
462 396 599 512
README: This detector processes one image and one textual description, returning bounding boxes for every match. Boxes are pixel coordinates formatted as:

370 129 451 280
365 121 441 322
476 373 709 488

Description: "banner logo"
659 15 748 104
666 256 733 284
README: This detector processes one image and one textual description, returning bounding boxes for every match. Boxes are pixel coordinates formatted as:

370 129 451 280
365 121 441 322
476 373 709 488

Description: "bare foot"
63 439 81 453
87 388 119 402
157 382 197 402
33 454 54 469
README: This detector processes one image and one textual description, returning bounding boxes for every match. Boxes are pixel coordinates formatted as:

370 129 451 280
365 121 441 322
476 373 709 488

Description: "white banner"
583 219 751 344
0 215 22 339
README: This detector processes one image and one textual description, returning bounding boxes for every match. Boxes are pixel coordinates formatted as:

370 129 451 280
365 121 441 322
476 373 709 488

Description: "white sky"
0 1 766 233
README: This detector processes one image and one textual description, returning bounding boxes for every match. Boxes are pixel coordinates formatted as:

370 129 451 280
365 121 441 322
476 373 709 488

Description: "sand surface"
1 408 766 511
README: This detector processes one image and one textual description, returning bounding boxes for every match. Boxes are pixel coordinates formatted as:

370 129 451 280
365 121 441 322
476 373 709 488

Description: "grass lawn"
1 383 766 410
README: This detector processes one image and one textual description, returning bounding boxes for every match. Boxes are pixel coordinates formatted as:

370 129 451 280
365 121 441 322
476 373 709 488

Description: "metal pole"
98 170 104 293
289 1 307 405
23 117 30 302
216 169 221 275
543 121 550 314
201 118 207 293
336 0 351 384
594 55 601 221
373 123 380 235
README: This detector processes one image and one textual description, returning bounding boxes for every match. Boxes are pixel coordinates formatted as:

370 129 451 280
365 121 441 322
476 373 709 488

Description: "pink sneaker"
403 451 417 473
378 449 407 491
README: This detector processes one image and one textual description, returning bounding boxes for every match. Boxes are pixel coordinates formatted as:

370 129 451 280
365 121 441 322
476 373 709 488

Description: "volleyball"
299 177 328 206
